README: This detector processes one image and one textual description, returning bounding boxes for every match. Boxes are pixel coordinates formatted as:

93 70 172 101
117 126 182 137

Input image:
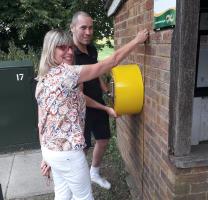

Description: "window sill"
169 143 208 168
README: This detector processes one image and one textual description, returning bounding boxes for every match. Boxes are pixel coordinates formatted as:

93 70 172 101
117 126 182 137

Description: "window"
191 8 208 146
195 11 208 97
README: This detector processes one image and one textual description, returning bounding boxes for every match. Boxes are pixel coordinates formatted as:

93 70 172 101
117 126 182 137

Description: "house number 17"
16 73 24 81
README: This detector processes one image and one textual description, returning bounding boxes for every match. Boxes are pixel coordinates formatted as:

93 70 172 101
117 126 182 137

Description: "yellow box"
111 64 144 115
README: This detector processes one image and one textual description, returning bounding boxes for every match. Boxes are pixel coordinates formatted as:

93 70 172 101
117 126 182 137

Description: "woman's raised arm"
78 29 149 84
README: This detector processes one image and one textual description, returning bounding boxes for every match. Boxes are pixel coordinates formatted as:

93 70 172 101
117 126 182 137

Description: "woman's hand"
135 29 149 44
40 160 51 178
105 106 117 118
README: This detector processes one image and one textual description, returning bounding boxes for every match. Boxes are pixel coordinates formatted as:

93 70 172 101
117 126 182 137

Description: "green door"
0 60 39 152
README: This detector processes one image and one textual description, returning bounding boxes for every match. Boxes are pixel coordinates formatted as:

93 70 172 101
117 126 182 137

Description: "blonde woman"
36 28 148 200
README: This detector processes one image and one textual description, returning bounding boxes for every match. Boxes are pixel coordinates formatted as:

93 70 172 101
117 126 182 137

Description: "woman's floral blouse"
35 63 86 151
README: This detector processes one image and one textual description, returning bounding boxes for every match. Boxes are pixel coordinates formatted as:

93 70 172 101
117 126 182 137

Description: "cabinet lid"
0 60 33 69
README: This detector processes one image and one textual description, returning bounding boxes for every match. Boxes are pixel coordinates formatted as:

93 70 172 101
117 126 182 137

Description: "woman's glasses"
56 45 70 51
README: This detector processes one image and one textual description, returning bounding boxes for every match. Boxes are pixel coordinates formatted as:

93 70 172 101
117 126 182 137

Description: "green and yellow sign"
154 0 176 30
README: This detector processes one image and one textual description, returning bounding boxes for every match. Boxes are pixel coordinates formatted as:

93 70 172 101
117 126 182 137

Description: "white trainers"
90 174 111 190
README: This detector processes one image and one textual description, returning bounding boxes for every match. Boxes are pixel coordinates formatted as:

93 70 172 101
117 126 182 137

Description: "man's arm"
85 95 117 118
99 77 109 93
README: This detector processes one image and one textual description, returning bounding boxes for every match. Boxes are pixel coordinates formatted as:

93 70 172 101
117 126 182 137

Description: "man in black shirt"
70 11 111 190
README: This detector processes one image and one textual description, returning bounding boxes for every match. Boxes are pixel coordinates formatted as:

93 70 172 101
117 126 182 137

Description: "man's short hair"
70 11 92 27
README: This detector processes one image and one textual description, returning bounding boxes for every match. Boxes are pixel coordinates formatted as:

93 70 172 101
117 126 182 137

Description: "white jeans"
42 147 94 200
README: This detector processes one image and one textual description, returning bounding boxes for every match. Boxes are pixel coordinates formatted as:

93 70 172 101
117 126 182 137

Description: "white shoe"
91 174 111 190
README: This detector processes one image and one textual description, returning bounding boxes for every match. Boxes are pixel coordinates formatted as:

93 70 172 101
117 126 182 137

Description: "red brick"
126 26 137 36
135 44 145 54
120 12 129 22
156 69 170 83
145 65 157 78
162 30 174 43
128 7 137 17
157 104 169 121
137 15 144 24
156 81 169 96
191 166 208 173
150 31 162 42
161 170 175 191
139 2 146 13
191 182 208 193
145 87 158 101
177 173 208 183
157 114 169 133
154 122 169 142
145 44 157 56
145 0 153 10
156 44 171 57
174 193 206 200
174 183 190 195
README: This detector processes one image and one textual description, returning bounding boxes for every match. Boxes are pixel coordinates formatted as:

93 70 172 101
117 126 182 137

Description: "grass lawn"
98 45 114 61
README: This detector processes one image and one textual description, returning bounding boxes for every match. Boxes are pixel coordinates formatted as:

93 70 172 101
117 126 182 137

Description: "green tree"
0 0 113 52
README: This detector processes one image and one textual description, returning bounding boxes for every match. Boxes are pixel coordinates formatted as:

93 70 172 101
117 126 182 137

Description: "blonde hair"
37 29 73 79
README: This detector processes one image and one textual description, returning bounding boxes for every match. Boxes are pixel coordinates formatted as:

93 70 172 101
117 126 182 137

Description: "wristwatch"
105 91 111 97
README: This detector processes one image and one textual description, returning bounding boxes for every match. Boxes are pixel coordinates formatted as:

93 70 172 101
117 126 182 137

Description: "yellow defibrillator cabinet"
110 64 144 115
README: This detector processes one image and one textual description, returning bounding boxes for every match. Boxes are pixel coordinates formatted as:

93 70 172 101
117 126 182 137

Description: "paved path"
0 149 54 200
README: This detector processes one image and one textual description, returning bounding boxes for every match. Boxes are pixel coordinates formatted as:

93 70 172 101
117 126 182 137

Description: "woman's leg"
52 168 72 200
42 148 72 200
42 148 93 200
64 151 94 200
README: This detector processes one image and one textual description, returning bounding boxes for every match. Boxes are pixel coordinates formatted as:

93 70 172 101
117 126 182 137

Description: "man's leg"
90 139 111 190
92 139 109 167
89 111 111 190
90 139 111 189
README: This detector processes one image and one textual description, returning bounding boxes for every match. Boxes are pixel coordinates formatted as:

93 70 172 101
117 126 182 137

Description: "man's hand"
105 106 117 118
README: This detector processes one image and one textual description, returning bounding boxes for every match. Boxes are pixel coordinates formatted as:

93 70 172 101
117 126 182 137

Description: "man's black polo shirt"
74 44 104 104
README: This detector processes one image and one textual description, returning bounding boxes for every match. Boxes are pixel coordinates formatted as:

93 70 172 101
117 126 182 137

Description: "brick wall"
114 0 208 199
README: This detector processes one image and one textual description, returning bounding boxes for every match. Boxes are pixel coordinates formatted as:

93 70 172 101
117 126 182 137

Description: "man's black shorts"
84 109 111 148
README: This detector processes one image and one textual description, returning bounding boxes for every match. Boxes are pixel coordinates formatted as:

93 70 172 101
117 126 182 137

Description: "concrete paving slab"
0 154 14 198
6 150 54 200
